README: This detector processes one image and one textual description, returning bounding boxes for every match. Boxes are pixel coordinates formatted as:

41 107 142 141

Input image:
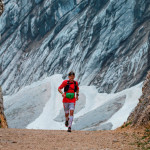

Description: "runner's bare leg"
65 112 69 121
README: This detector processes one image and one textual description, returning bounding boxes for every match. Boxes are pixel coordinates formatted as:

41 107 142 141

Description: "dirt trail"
0 128 145 150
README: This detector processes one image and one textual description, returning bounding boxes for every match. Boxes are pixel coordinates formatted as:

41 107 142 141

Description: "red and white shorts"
63 103 75 113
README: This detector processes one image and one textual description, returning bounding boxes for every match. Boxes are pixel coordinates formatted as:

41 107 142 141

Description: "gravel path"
0 128 144 150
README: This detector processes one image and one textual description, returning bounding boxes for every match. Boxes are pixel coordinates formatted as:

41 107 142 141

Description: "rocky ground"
127 71 150 127
0 127 147 150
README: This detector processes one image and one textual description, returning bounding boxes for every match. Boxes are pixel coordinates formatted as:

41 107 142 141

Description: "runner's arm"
76 82 79 100
58 81 67 95
76 89 79 95
58 88 63 94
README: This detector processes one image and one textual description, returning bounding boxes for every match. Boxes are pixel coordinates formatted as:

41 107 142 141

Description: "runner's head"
68 71 75 81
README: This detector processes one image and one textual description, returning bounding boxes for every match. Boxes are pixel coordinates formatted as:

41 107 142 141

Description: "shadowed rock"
127 71 150 127
0 0 4 16
0 86 8 128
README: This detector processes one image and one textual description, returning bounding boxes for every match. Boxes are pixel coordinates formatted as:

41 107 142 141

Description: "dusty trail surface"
0 128 144 150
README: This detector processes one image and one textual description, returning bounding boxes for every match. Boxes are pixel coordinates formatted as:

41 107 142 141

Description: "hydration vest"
64 80 77 92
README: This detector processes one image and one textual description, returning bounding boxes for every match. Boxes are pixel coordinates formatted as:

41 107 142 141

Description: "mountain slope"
0 0 150 95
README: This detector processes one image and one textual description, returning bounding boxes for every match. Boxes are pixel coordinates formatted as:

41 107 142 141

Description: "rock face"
127 71 150 127
0 0 150 95
0 0 4 16
0 86 8 128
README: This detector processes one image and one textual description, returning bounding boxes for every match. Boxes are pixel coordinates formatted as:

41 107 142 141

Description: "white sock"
68 116 73 127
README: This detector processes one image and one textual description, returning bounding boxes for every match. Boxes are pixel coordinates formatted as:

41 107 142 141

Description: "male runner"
58 71 79 132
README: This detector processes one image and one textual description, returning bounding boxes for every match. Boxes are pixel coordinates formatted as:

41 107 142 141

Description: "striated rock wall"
0 0 150 95
0 86 8 128
127 71 150 127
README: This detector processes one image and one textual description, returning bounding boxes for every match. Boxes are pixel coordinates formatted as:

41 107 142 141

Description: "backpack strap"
74 81 77 92
64 80 70 92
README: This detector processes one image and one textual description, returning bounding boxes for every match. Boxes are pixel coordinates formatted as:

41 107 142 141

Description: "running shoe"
67 127 71 132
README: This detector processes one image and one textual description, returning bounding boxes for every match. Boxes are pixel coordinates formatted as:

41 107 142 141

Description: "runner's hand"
76 96 79 101
62 93 65 98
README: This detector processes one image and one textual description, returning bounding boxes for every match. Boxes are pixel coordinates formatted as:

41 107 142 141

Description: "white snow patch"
103 82 143 129
5 74 142 130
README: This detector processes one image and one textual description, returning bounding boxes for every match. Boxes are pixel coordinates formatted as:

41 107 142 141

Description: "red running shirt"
58 80 79 103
